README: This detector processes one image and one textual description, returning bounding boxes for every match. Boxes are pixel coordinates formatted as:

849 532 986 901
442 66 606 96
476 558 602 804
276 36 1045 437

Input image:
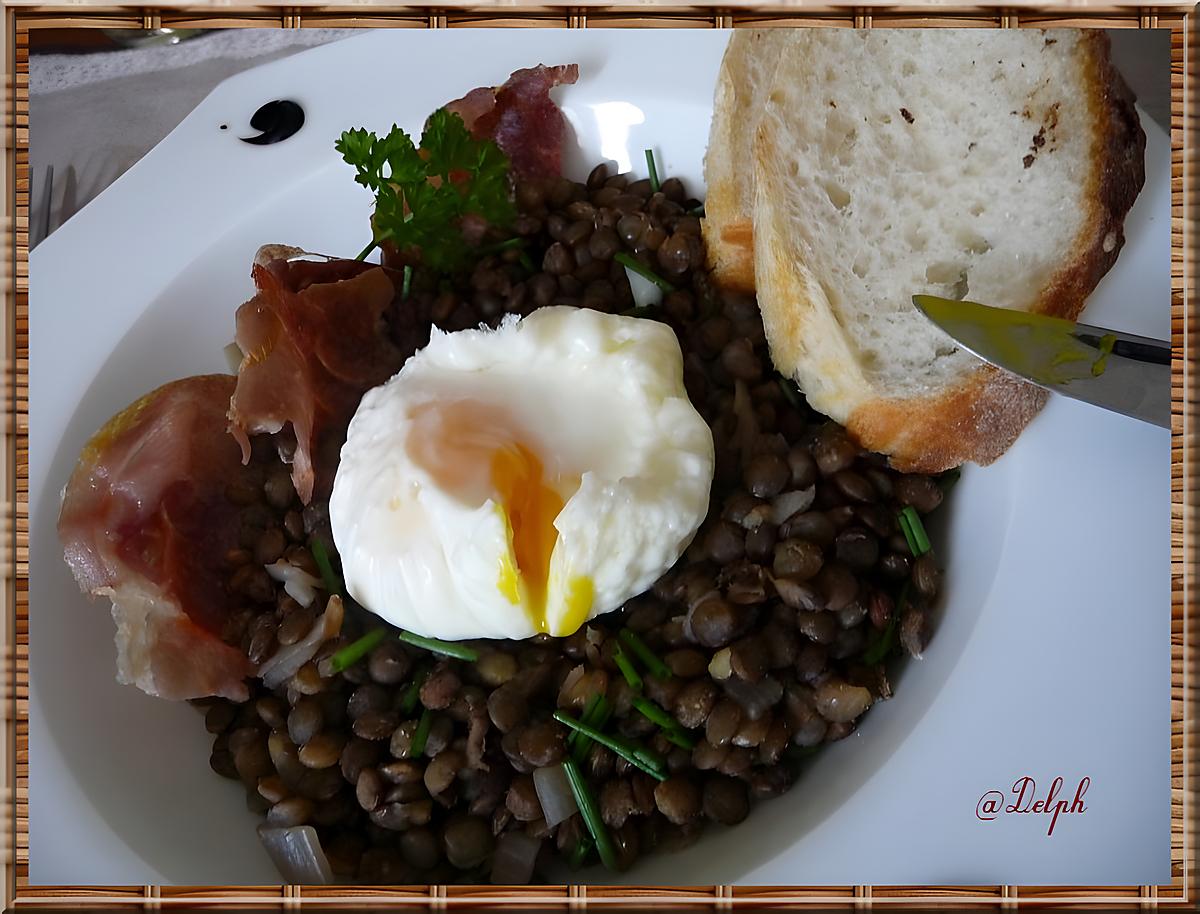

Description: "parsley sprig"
335 109 515 274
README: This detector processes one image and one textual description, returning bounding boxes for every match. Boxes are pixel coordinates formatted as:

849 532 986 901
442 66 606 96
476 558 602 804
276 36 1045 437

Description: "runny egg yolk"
407 399 588 634
490 442 563 619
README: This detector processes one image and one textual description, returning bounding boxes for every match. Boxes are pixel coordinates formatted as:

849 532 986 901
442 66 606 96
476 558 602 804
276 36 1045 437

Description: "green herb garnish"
399 664 431 716
336 109 515 274
898 505 931 557
632 696 696 750
568 836 594 869
480 236 526 255
863 582 909 665
553 711 667 781
328 627 387 673
401 264 412 300
562 758 620 870
571 695 613 763
614 252 676 293
612 644 643 692
309 538 343 596
644 148 661 193
398 630 478 662
568 694 603 752
619 629 671 680
409 708 433 757
631 696 679 731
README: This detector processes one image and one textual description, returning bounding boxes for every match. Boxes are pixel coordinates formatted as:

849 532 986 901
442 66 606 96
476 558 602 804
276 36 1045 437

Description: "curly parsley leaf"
335 109 515 274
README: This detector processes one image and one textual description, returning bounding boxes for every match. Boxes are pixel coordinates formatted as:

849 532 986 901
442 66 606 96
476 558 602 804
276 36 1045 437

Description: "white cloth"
29 29 352 246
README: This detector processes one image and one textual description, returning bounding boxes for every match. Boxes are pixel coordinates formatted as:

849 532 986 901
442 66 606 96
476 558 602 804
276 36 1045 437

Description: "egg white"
329 306 715 640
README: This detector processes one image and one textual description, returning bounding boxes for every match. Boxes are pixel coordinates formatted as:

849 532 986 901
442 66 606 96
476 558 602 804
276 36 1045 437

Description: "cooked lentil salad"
194 156 951 884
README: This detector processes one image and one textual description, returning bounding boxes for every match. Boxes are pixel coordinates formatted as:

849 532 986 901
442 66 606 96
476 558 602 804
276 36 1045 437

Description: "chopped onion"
490 831 542 885
259 594 344 688
265 559 322 608
623 264 664 310
224 342 244 373
771 487 816 525
257 825 333 885
532 763 578 828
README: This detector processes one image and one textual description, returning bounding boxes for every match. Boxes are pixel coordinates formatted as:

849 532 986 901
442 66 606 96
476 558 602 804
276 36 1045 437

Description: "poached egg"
329 306 714 640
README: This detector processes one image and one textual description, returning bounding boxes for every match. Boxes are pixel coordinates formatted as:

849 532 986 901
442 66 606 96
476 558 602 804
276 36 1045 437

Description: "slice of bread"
715 28 1145 471
703 29 796 292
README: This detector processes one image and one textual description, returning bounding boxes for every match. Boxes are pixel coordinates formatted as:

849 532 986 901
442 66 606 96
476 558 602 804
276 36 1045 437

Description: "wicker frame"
1 1 1193 908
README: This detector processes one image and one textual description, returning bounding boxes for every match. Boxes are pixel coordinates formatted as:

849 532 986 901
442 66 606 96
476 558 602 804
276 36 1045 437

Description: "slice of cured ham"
445 63 579 179
58 374 256 701
228 252 402 506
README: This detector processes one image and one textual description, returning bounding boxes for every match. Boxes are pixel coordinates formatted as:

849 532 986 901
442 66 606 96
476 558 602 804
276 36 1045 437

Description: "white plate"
29 29 1171 886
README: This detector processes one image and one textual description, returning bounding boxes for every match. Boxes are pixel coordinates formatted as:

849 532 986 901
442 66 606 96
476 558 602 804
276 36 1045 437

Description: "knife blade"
912 294 1171 429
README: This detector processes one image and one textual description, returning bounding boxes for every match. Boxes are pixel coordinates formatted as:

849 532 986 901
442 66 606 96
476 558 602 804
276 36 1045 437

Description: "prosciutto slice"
445 63 580 179
58 375 256 701
228 251 402 505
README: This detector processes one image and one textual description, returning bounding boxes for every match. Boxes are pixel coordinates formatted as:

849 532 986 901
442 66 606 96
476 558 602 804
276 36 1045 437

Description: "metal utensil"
913 294 1171 429
31 164 53 248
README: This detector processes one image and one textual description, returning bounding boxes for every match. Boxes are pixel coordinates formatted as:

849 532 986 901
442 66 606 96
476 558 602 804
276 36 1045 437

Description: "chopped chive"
631 696 677 731
328 627 387 673
896 509 918 558
618 305 658 319
644 148 661 193
938 466 961 496
572 695 612 763
612 644 643 692
777 376 803 410
401 264 412 300
397 630 479 662
614 252 676 293
517 250 536 274
553 711 667 781
899 506 931 556
562 758 620 870
569 694 603 752
568 836 594 869
481 236 526 254
664 729 698 750
409 708 433 757
619 629 671 680
355 239 378 261
863 583 909 665
309 538 343 596
399 665 431 716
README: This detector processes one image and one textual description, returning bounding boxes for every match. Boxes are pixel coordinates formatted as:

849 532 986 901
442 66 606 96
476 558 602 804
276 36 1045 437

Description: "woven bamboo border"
0 1 1193 909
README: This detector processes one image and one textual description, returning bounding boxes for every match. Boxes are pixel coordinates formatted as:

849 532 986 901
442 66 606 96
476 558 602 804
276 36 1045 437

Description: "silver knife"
913 294 1172 429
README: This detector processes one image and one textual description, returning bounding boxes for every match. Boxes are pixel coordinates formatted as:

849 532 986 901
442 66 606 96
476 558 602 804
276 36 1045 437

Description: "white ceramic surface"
29 29 1171 886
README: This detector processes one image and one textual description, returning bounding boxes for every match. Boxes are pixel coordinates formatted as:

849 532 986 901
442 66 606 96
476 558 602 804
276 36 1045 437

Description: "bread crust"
703 29 785 293
740 30 1146 472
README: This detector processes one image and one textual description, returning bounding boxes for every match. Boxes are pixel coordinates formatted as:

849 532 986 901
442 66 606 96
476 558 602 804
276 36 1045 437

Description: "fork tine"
33 164 53 249
59 165 79 230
